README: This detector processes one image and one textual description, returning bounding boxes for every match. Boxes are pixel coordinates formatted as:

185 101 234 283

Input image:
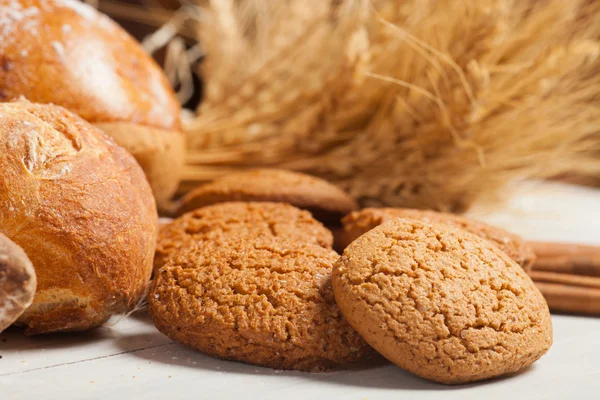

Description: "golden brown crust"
0 233 36 332
0 0 183 203
94 122 185 206
155 202 334 272
339 208 536 269
175 169 358 223
333 218 553 384
149 236 372 371
0 100 157 335
0 0 180 130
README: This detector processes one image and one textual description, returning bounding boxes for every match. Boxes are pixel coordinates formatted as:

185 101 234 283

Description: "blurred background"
91 0 600 212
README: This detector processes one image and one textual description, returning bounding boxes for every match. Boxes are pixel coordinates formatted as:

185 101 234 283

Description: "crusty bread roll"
0 233 37 333
0 100 158 335
0 0 184 207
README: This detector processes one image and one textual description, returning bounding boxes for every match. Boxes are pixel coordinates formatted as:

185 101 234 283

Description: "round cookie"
338 208 535 269
155 202 333 272
332 218 552 384
175 169 358 223
149 237 372 371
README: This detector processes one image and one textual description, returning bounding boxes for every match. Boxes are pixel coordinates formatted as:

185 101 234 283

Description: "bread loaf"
0 100 158 335
0 233 36 333
0 0 184 206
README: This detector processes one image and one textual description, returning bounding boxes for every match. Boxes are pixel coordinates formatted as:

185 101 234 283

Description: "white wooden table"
2 181 599 399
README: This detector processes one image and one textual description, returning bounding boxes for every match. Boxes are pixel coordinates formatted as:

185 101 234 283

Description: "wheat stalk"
104 0 600 212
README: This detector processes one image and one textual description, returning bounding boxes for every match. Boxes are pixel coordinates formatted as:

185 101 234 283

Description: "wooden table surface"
2 181 599 399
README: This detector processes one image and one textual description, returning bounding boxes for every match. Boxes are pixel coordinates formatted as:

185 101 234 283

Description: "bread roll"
0 100 158 335
0 233 36 333
0 0 184 206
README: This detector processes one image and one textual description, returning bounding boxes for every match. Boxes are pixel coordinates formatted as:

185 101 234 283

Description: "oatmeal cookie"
149 237 372 371
155 202 333 272
332 218 552 384
338 208 535 269
175 169 358 223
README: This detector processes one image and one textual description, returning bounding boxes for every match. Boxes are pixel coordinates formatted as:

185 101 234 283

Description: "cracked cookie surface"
175 169 358 223
155 202 333 272
149 236 372 371
332 218 552 384
338 208 535 269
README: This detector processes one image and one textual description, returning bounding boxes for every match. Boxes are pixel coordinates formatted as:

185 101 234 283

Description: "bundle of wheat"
99 0 600 212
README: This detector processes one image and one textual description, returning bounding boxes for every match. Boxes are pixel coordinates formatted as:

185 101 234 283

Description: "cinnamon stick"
526 241 600 314
529 270 600 290
533 282 600 315
528 241 600 277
